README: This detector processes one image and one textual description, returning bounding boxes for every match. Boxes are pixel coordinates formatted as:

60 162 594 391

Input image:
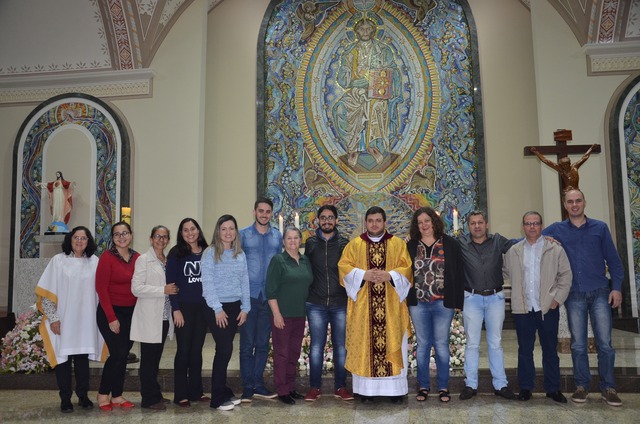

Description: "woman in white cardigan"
131 225 179 410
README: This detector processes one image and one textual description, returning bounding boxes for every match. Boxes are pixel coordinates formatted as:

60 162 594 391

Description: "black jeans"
55 354 89 402
204 301 240 408
173 302 208 402
97 304 134 397
140 320 170 407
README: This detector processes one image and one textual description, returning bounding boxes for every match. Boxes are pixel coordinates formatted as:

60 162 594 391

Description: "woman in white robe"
36 226 105 413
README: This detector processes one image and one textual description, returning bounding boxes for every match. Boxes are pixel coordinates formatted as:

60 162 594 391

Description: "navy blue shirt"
166 251 206 310
543 217 623 293
239 224 282 299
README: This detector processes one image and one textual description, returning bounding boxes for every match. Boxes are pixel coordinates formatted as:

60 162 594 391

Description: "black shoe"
78 396 94 409
459 386 477 400
389 396 404 404
289 391 304 400
359 395 375 404
518 390 532 401
494 387 516 400
546 391 567 403
61 400 74 413
278 395 295 405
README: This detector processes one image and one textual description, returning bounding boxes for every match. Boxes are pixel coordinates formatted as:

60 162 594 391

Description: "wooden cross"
524 129 600 219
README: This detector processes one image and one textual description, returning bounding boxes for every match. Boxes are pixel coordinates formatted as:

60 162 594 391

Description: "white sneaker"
229 397 241 406
215 401 235 411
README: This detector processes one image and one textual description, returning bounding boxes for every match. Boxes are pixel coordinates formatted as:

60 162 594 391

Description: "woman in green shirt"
266 227 313 405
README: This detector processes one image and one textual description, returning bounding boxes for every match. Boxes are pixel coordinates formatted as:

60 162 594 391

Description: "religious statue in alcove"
38 171 75 234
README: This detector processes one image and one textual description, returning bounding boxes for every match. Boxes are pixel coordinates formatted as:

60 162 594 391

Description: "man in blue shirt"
542 189 624 406
239 198 282 402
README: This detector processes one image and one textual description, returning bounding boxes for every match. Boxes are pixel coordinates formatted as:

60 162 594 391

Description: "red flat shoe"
97 395 112 411
111 400 135 408
177 399 191 408
199 395 211 402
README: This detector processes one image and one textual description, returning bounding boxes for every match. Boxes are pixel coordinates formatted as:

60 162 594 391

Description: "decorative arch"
9 93 131 311
609 73 640 321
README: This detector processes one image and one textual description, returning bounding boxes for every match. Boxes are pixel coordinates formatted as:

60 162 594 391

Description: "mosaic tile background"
623 86 640 314
261 0 479 240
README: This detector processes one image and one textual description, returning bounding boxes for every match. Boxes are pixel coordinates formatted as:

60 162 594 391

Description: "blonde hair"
211 215 242 262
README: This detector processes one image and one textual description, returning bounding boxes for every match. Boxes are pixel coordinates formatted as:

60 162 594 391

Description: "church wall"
531 0 627 227
468 0 542 236
0 105 32 311
111 0 208 250
203 0 273 233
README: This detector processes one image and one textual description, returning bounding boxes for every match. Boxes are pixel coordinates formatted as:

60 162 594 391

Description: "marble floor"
1 329 639 423
0 389 638 423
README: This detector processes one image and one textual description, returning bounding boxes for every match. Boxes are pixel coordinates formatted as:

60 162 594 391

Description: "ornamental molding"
0 69 155 105
584 41 640 74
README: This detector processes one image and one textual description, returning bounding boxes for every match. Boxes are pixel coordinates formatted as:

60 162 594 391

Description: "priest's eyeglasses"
319 216 336 222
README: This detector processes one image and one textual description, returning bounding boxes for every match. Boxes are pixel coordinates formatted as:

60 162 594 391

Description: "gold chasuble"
338 232 412 379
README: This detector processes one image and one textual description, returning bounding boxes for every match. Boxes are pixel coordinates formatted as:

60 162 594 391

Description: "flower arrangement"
0 305 50 374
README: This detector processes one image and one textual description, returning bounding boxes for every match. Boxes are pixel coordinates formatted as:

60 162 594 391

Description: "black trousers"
173 302 208 402
140 320 170 407
55 354 89 402
97 304 134 397
204 301 240 408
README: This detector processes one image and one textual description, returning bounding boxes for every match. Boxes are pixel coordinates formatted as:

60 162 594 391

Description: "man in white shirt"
502 211 572 403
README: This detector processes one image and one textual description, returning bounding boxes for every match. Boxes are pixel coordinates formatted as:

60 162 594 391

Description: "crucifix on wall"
524 129 600 219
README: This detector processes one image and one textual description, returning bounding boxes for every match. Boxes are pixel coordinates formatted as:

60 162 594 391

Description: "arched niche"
609 74 640 324
9 93 131 313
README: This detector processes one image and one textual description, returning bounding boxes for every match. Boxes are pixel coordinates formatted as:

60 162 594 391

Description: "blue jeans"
409 300 455 390
514 308 560 392
565 287 616 390
239 297 272 390
462 291 508 390
306 302 347 390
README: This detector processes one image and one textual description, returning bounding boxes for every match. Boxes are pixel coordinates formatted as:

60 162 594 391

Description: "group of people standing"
34 188 624 414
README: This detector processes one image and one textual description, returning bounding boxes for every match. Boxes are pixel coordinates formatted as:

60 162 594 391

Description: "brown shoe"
144 401 166 411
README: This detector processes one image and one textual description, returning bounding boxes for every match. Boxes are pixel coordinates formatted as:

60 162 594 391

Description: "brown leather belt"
464 287 503 296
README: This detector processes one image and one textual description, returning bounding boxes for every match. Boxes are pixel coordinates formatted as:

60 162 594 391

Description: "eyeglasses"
523 222 541 227
319 216 336 222
153 234 169 240
113 231 131 238
73 236 88 241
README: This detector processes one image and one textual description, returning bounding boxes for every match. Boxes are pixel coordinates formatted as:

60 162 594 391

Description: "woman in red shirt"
96 221 140 410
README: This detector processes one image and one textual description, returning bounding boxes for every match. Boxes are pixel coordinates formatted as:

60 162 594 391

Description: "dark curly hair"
61 226 97 257
409 207 444 241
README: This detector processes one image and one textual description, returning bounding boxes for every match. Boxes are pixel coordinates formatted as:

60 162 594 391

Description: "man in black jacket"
303 205 354 402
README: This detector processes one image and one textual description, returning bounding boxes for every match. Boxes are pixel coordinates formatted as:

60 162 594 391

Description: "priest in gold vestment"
338 206 413 403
